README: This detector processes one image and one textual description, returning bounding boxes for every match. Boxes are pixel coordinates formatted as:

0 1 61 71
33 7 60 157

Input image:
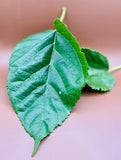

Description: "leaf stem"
60 7 66 22
108 65 121 72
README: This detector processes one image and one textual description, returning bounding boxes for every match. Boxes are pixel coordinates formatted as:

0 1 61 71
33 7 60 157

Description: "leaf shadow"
81 85 107 97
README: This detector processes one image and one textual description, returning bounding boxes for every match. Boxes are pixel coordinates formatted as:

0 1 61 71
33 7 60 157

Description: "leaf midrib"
32 31 57 133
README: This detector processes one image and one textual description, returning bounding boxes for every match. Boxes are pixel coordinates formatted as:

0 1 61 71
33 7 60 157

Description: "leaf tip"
31 139 40 157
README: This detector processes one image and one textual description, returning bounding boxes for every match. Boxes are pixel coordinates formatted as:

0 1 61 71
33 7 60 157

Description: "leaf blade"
81 48 109 75
7 21 88 156
87 72 115 91
81 48 115 91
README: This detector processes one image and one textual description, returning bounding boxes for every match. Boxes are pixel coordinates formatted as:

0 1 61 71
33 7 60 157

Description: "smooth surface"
0 0 121 160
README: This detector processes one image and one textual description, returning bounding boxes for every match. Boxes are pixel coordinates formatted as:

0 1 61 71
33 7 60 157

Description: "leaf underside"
7 19 88 156
87 72 115 91
81 48 115 91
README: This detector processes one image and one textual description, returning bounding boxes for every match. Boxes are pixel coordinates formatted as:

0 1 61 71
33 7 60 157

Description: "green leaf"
81 48 109 75
81 48 115 91
7 19 88 156
87 72 115 91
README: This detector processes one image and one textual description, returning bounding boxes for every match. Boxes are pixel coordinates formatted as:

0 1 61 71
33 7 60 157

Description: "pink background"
0 0 121 159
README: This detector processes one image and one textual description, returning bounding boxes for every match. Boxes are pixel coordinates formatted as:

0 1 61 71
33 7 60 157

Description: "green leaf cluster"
7 8 116 156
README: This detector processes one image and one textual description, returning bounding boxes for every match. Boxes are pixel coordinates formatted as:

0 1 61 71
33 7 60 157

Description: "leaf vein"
11 31 55 66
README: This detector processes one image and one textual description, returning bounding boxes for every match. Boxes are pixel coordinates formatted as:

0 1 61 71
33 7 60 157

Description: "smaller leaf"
87 72 115 91
81 48 115 91
81 48 109 75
